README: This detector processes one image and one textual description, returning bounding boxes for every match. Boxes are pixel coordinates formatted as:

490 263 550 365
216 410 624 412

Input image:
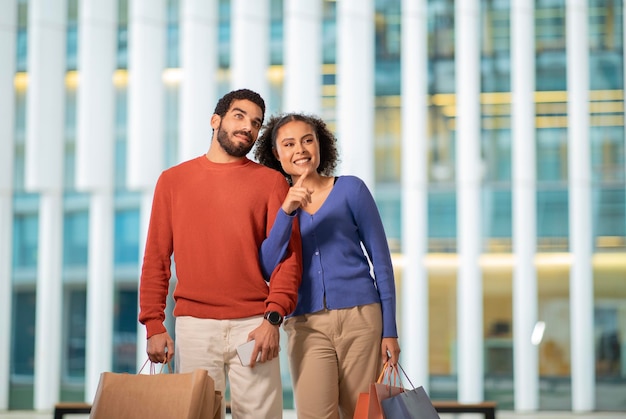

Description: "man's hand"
147 332 174 364
281 169 313 214
246 319 280 368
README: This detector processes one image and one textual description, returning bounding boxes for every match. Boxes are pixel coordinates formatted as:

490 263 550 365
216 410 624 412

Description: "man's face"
214 99 263 158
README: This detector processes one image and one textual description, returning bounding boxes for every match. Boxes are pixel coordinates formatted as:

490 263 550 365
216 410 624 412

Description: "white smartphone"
236 340 261 367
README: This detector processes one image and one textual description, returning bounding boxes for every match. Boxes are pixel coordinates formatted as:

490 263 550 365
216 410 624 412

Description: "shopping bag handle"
376 361 402 388
395 362 416 389
138 358 174 375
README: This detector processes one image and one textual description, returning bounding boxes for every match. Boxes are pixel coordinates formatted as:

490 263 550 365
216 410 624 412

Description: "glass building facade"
1 0 625 413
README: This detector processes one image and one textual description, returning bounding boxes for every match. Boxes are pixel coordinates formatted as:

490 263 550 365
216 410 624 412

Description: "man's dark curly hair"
254 113 339 180
213 88 266 122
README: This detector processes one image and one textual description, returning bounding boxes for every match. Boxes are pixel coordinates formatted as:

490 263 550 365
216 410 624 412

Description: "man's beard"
216 125 254 158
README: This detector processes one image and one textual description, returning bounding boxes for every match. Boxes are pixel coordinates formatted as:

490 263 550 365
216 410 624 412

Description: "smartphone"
236 340 261 367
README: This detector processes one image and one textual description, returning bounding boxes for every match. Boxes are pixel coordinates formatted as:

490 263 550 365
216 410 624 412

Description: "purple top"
260 176 398 337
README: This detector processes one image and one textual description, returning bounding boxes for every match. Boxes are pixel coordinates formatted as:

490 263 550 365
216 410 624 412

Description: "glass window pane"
9 290 36 409
113 288 138 373
65 289 86 379
11 290 36 376
63 211 89 267
115 209 140 265
13 213 38 269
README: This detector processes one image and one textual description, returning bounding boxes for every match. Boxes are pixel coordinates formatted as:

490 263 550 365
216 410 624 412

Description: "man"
139 89 302 418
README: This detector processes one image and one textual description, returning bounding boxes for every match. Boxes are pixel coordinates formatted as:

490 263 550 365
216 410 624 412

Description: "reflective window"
14 89 27 192
16 1 27 71
9 290 36 409
12 213 38 269
113 288 138 373
165 84 179 168
117 0 129 68
114 86 128 189
428 189 457 252
63 211 89 267
269 0 284 65
65 288 86 379
10 290 36 377
321 1 337 64
218 0 231 68
114 209 140 265
167 0 179 68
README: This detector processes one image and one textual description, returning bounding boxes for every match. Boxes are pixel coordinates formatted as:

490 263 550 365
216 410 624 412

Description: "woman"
255 113 401 419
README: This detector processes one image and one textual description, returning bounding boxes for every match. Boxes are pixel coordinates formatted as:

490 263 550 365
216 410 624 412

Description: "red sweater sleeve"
138 173 174 338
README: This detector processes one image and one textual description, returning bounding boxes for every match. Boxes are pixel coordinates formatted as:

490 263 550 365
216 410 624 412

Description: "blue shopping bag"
380 364 440 419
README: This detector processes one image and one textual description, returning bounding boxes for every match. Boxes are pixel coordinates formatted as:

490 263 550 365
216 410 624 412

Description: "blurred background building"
1 0 625 413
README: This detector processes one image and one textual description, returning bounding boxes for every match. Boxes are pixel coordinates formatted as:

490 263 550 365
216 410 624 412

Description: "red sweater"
139 156 302 338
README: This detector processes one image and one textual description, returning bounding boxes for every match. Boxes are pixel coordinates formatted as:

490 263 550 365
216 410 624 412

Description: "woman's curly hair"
254 113 339 180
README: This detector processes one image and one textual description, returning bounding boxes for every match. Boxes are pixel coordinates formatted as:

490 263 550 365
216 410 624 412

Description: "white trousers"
175 316 283 419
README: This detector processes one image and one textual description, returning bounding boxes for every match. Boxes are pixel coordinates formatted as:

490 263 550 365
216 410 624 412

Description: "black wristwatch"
264 311 283 326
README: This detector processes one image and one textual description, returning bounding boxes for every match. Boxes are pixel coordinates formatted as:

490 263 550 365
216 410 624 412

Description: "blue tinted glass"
117 26 128 69
428 189 457 249
165 85 179 168
11 291 36 376
594 187 626 240
63 211 89 266
115 87 128 189
16 28 27 71
67 24 78 70
167 23 179 68
65 289 86 378
484 188 512 239
13 213 38 268
115 209 140 264
537 129 567 182
113 289 138 373
537 188 569 241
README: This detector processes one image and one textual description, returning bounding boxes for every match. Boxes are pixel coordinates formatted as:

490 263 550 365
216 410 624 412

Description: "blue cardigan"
260 175 398 338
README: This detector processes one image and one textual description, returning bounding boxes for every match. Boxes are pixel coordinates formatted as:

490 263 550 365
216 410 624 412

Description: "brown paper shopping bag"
90 361 215 419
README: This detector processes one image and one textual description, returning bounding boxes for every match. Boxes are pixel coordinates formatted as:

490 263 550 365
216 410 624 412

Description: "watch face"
267 311 282 325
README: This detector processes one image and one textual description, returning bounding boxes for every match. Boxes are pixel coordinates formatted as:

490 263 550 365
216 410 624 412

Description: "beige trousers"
283 303 383 419
175 316 283 419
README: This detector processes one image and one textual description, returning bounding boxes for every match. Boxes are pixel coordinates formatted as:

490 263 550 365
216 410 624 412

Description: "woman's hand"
381 337 401 366
281 169 313 214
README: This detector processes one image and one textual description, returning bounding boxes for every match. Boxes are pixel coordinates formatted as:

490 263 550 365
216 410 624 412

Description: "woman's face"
273 120 320 177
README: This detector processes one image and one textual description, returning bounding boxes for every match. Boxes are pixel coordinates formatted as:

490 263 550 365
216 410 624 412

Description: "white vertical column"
179 0 218 162
127 0 166 191
337 0 375 189
135 190 154 369
75 0 118 402
283 0 322 114
566 0 594 412
231 0 269 100
84 192 114 396
25 0 67 410
0 0 16 409
0 196 11 411
34 193 64 409
455 0 483 402
127 0 166 370
511 0 539 411
400 0 429 390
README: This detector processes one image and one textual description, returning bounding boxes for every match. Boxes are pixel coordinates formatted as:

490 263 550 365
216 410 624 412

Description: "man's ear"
210 114 221 130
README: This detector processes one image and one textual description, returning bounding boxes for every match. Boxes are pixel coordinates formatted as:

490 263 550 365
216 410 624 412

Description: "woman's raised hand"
281 169 313 214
